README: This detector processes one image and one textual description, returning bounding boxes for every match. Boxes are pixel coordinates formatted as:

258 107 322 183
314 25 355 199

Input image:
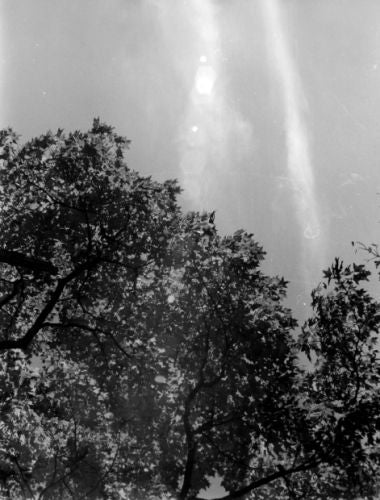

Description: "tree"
294 257 380 499
0 120 181 498
0 120 378 499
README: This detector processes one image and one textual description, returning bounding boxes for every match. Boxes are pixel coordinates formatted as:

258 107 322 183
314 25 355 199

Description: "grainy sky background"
1 0 380 326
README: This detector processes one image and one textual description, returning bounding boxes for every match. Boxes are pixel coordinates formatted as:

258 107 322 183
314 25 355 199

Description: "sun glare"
195 65 216 95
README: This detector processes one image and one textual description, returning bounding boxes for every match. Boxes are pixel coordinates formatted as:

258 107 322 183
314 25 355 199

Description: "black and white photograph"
0 1 379 498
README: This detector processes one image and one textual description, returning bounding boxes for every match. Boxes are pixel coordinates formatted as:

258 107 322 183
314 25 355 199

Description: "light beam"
177 0 252 210
261 0 325 277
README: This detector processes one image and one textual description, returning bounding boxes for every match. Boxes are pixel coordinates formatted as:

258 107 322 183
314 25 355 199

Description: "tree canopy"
0 120 378 499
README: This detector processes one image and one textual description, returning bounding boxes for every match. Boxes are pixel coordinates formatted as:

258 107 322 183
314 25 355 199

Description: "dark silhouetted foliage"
0 121 378 499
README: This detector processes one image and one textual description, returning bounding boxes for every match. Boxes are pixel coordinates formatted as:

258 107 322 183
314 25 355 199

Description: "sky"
1 0 380 325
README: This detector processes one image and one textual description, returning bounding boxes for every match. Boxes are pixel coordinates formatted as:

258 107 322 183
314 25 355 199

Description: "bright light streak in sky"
178 0 221 207
178 0 252 210
195 64 216 95
261 0 325 275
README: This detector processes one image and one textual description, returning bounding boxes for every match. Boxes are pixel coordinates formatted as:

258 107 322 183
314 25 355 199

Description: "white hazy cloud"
156 0 254 210
260 0 325 274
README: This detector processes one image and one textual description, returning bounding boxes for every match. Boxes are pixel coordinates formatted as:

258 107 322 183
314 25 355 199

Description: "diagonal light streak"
176 0 252 210
261 0 325 275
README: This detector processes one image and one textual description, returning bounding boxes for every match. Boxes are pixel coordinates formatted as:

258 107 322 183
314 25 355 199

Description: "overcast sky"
1 0 380 324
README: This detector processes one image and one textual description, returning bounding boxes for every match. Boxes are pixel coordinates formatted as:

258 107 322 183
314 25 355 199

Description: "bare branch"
0 259 100 352
0 249 57 275
191 460 319 500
